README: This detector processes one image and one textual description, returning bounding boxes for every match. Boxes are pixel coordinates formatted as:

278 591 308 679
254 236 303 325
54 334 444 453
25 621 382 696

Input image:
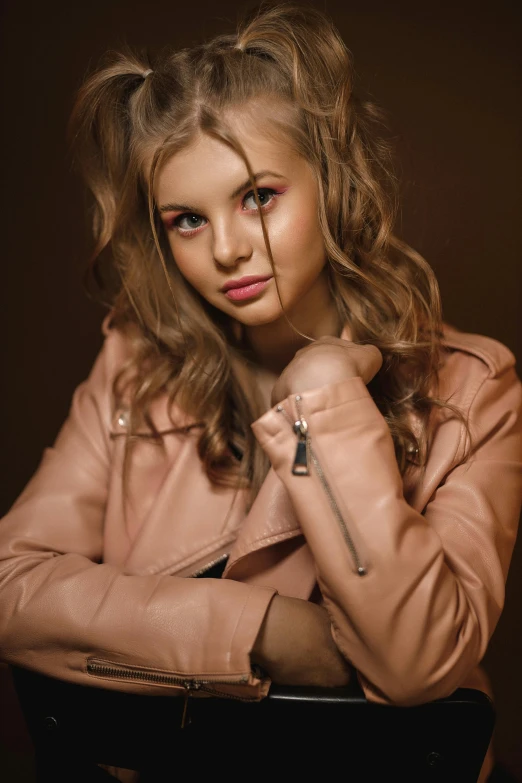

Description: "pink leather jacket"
0 319 521 713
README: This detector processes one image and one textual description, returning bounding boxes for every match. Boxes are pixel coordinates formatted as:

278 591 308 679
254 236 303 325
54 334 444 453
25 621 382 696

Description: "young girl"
1 3 521 780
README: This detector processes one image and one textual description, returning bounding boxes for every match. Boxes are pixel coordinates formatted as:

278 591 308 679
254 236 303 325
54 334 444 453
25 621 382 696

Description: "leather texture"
0 318 520 723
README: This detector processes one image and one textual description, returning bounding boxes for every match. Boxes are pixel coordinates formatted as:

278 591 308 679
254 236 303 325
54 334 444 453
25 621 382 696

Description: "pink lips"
221 275 272 302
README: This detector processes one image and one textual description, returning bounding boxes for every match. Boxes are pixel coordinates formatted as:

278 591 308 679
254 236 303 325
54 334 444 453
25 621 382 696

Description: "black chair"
11 666 495 782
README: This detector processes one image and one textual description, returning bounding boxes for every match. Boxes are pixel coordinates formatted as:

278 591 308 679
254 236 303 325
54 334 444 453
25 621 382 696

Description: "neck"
243 281 342 375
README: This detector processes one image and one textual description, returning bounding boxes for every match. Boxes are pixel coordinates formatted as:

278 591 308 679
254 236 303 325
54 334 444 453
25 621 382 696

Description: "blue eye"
174 214 206 232
243 188 276 210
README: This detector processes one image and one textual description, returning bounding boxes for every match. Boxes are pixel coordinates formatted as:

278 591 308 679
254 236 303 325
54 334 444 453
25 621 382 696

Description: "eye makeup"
241 186 288 213
164 185 289 236
172 213 207 235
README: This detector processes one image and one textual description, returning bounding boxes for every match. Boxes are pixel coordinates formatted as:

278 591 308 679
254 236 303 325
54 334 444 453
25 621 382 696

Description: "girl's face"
155 116 334 336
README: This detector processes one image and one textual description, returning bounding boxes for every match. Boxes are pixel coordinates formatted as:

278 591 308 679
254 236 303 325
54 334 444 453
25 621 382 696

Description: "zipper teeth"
190 552 229 578
277 398 367 577
86 661 248 689
308 446 366 576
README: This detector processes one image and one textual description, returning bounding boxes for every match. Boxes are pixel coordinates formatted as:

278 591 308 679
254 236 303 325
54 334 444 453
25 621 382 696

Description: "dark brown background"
1 0 521 780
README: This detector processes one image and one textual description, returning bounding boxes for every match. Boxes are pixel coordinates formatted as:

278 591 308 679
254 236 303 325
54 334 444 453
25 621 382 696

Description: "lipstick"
222 275 272 302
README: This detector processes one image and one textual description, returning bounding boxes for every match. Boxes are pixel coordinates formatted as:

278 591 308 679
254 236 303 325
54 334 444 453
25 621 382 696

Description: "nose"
211 216 252 268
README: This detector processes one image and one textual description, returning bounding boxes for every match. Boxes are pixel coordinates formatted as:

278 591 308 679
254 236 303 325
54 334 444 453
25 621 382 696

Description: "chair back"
11 666 495 782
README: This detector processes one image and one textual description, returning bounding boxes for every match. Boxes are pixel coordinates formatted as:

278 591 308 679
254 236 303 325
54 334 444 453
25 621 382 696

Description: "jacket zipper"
86 659 260 702
277 396 367 577
190 552 229 578
87 660 262 728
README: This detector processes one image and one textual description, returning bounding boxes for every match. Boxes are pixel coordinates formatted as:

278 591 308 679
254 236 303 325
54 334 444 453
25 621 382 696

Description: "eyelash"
242 187 278 211
170 188 280 236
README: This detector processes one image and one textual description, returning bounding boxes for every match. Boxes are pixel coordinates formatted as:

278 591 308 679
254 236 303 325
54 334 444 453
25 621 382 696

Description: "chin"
219 299 285 327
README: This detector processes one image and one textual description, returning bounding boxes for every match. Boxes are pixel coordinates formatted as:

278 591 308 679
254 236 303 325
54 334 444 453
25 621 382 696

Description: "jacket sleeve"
0 327 276 698
251 354 522 706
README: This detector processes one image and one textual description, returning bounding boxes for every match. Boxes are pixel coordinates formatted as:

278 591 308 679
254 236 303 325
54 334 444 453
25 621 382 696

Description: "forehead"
154 110 305 203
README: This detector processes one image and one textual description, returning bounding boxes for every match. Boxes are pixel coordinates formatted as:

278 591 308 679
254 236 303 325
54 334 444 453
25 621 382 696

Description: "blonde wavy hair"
69 2 447 501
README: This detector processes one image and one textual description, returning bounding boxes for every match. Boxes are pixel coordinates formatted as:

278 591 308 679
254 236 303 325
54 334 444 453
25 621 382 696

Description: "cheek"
275 205 325 271
297 214 323 249
278 182 322 245
168 242 206 288
298 197 324 246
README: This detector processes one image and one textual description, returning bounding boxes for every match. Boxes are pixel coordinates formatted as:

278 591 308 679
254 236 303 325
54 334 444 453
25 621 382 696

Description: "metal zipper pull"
292 420 309 475
292 396 310 476
180 680 200 728
180 688 190 729
276 397 310 476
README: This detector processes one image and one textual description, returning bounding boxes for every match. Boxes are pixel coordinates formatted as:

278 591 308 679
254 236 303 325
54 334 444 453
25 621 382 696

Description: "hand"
271 336 382 407
251 595 352 688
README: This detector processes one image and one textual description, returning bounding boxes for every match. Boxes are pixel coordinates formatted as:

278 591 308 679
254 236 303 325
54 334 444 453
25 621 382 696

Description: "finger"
270 377 286 407
363 343 384 377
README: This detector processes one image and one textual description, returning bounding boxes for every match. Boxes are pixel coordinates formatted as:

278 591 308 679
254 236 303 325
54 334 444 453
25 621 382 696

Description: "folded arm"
0 332 276 698
252 352 522 705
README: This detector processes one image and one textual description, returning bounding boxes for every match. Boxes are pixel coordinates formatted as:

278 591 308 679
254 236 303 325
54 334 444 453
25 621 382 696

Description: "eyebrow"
158 170 285 214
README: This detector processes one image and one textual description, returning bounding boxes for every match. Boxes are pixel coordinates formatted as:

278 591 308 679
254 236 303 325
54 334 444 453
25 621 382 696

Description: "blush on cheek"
292 214 313 233
287 211 323 247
